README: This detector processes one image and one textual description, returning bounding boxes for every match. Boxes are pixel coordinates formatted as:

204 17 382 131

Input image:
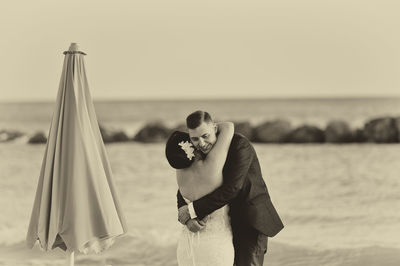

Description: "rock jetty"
2 116 400 144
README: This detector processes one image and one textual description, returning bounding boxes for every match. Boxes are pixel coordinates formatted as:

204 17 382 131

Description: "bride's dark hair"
165 131 195 169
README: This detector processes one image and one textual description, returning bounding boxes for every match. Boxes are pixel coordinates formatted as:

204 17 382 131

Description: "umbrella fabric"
26 44 127 254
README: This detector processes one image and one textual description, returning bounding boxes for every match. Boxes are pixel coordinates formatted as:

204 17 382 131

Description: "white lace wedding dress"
177 198 234 266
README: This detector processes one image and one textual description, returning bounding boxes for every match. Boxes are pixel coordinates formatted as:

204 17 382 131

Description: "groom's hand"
186 219 205 233
198 215 210 225
178 206 191 225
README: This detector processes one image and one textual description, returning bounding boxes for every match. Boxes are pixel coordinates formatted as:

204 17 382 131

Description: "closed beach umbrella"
26 43 127 264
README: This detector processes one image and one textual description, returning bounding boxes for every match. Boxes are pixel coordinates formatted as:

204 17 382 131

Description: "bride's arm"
176 122 233 226
203 122 234 171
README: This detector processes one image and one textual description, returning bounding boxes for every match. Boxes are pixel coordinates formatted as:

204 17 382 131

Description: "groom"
177 110 284 266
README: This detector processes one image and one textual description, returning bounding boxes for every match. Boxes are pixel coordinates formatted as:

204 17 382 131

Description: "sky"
1 0 400 101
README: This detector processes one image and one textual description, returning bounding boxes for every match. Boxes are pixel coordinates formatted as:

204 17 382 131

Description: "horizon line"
1 94 400 104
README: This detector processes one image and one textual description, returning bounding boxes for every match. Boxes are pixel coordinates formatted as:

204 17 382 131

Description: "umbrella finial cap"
63 43 86 55
69 43 79 52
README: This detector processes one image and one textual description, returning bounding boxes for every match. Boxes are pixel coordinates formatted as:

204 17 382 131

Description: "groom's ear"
214 123 218 133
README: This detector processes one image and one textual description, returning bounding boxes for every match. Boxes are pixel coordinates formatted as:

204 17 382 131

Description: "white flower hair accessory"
178 141 195 161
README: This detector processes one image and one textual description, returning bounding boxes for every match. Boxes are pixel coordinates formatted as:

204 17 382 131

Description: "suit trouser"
232 225 268 266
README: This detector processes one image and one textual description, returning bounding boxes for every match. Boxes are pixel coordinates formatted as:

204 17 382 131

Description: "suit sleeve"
192 137 254 219
177 189 187 209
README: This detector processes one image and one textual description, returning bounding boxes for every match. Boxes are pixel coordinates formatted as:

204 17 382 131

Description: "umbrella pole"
66 250 74 266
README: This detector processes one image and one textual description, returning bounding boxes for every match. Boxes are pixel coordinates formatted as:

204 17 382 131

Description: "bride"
165 122 234 266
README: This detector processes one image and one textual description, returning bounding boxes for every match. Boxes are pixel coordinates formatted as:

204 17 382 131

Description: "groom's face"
188 121 217 154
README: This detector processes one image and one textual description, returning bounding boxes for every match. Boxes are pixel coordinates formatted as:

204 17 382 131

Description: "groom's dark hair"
186 111 213 129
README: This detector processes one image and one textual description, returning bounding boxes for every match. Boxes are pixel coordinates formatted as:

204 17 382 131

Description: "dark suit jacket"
177 133 284 237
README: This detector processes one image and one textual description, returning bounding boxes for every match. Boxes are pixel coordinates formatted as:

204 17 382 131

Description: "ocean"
1 97 400 134
1 98 400 265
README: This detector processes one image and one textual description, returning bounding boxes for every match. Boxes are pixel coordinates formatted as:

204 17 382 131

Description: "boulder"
325 120 353 143
112 131 130 142
234 121 254 140
99 124 115 143
253 120 292 143
134 122 172 143
99 124 130 143
0 130 24 142
28 132 47 144
351 128 367 143
363 117 398 143
287 125 325 143
394 117 400 141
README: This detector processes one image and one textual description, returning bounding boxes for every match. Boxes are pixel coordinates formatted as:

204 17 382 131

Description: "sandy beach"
1 142 399 265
